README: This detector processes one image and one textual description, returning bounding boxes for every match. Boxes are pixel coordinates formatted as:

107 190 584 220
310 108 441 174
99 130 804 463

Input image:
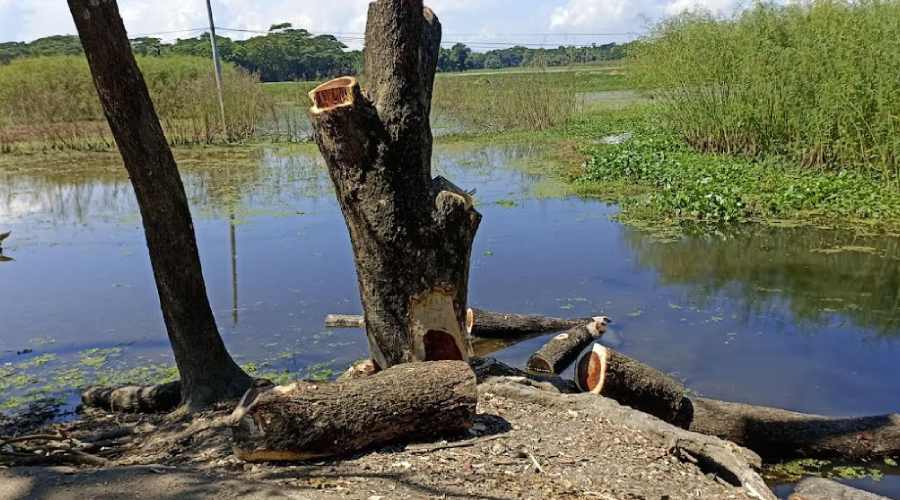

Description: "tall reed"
432 71 582 132
631 0 900 177
0 55 270 151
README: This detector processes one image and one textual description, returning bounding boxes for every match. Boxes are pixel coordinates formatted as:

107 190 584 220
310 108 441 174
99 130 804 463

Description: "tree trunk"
526 317 609 374
572 345 900 461
67 0 251 410
232 361 477 462
466 308 595 338
308 1 480 369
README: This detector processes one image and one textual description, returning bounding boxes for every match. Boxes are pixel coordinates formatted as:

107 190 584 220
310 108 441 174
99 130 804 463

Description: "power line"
130 27 207 37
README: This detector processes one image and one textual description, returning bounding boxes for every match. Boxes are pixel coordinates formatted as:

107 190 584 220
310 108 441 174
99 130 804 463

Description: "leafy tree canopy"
1 26 627 81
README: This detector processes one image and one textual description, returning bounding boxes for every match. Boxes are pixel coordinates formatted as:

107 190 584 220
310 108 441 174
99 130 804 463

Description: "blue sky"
0 0 744 48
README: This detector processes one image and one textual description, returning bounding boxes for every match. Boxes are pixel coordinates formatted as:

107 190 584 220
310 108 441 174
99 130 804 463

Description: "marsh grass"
431 69 624 132
574 107 900 229
0 55 271 151
631 0 900 177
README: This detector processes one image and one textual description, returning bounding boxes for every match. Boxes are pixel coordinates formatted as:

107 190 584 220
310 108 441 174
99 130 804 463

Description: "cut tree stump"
572 344 900 461
231 361 477 462
309 1 481 369
527 317 610 374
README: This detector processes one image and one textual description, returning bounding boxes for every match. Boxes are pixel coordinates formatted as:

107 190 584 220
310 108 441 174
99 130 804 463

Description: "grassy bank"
570 107 900 232
630 0 900 176
0 55 269 151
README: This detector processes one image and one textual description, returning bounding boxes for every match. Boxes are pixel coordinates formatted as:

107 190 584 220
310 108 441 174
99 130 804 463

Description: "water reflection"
1 143 899 424
625 225 900 336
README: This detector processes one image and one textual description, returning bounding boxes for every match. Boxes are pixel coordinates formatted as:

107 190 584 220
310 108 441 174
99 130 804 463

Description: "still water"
1 144 899 496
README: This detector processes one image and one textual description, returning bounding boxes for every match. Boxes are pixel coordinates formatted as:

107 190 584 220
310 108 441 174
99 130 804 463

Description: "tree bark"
67 0 251 410
82 382 181 413
572 345 900 461
308 1 480 369
526 317 609 374
466 308 595 338
689 397 900 461
231 361 477 462
576 344 692 426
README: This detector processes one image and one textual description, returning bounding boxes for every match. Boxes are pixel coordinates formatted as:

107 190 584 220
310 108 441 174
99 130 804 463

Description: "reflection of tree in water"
0 148 333 225
624 225 900 337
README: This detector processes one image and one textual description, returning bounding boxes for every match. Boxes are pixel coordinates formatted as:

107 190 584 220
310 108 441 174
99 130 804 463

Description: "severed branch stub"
309 1 481 369
527 317 610 375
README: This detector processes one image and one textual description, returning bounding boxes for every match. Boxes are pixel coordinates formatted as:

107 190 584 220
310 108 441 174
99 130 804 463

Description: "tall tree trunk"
308 1 481 369
67 0 251 410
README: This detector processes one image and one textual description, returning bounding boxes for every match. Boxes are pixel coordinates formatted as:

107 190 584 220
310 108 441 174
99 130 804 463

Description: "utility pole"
205 0 227 135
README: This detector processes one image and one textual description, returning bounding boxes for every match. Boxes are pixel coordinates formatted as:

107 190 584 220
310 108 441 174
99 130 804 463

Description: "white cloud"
2 0 754 47
549 0 666 35
664 0 743 16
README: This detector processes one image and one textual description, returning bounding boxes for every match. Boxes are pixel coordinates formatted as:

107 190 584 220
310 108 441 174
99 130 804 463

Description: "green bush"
631 0 900 177
0 55 270 150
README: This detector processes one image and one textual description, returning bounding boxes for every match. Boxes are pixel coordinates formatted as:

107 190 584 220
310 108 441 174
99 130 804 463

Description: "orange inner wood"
584 352 604 391
313 77 354 109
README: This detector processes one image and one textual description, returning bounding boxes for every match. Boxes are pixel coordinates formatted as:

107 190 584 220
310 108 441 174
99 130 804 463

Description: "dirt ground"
0 377 765 500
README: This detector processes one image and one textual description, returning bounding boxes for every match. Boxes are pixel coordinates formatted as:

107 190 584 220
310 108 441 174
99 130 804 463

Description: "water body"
1 144 899 496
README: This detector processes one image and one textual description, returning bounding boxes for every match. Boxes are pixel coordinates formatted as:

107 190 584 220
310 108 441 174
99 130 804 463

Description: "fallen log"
572 344 900 461
326 309 600 338
689 397 900 461
575 344 691 426
324 314 365 329
82 381 181 413
231 361 477 462
471 357 579 393
527 317 609 374
466 308 595 338
325 310 604 357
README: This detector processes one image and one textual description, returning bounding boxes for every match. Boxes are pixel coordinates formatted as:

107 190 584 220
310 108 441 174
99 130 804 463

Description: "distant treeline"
0 23 627 82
